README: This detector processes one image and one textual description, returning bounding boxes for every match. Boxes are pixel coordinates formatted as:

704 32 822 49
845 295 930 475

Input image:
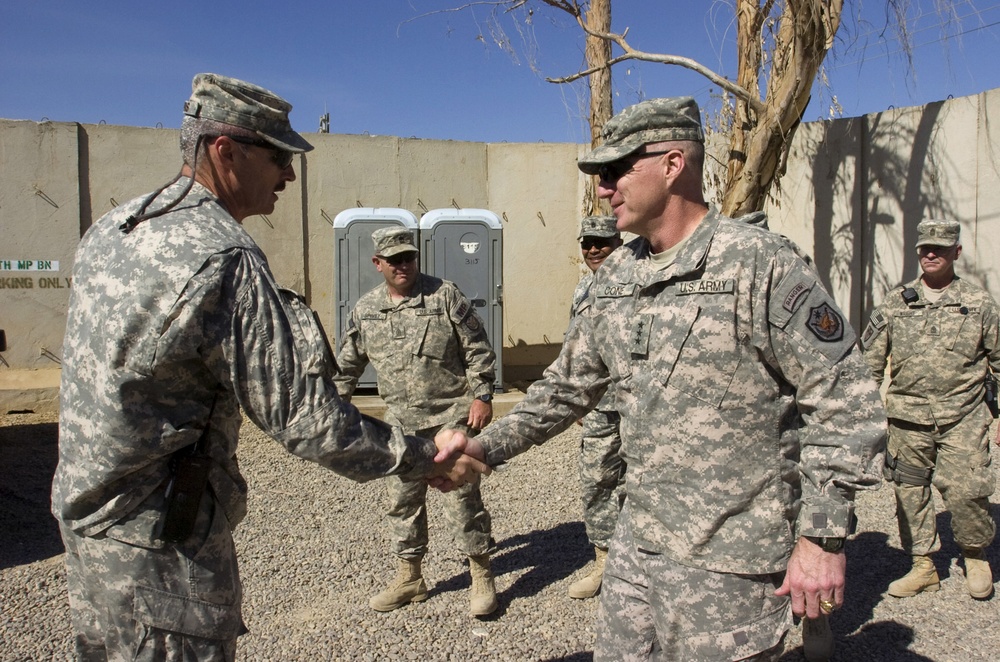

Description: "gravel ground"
2 410 998 661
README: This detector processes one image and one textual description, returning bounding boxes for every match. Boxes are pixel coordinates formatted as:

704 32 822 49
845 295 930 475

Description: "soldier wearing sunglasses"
334 226 499 617
566 215 625 601
52 73 486 662
451 97 886 661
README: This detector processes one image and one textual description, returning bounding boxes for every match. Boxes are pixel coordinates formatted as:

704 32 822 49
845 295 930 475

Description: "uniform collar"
627 205 721 286
379 273 425 311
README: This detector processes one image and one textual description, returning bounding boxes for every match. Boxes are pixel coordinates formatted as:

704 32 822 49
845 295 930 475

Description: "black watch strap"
805 536 845 553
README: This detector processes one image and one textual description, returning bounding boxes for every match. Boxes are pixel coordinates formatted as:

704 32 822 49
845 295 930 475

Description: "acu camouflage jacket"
53 179 439 542
862 275 1000 426
479 207 886 574
334 274 496 433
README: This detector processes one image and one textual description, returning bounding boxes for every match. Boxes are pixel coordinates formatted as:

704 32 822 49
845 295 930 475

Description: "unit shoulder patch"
806 302 844 342
859 309 887 350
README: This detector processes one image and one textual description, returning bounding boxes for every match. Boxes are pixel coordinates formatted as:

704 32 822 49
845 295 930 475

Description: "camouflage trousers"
595 502 791 661
387 423 493 559
888 406 996 555
578 408 626 548
59 494 243 662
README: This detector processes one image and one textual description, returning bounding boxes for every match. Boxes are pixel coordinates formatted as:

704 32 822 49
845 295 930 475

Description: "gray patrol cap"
915 219 960 248
183 73 313 153
373 227 419 257
578 97 704 174
578 215 619 239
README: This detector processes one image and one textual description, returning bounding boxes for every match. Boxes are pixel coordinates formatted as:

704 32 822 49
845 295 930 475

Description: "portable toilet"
419 208 503 392
333 208 419 389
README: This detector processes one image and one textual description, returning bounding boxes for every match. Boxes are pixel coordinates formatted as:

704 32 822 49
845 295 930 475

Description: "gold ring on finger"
819 599 835 614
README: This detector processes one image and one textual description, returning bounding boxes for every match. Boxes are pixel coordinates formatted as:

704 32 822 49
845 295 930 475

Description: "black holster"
883 451 933 487
985 373 998 419
156 396 217 543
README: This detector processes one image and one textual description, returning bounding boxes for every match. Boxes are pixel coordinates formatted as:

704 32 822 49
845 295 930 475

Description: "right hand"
427 429 490 492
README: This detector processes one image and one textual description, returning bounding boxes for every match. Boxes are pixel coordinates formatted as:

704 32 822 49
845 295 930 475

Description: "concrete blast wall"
2 88 999 412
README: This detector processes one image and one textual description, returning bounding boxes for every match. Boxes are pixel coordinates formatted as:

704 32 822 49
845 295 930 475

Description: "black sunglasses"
225 135 295 169
581 237 615 250
378 252 418 266
596 149 672 183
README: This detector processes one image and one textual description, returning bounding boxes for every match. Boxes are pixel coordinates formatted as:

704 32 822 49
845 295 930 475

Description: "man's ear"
663 148 685 181
209 135 238 165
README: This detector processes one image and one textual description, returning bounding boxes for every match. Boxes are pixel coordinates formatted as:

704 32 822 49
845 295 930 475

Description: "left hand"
775 536 846 619
466 398 493 431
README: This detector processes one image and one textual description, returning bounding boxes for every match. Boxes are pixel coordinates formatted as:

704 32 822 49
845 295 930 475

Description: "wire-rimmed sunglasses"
596 149 672 183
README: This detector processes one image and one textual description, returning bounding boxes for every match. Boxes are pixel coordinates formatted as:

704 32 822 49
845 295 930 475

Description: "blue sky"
3 1 1000 143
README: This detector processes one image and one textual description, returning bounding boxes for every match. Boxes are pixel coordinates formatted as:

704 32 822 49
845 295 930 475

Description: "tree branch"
545 3 766 116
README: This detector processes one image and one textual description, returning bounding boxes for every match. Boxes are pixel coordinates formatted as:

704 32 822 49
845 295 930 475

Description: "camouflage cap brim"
377 245 419 258
254 128 314 154
577 142 647 175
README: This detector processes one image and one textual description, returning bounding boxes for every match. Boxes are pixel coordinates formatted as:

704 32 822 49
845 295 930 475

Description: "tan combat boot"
962 547 994 599
468 554 498 617
369 557 429 612
887 555 940 598
568 546 608 599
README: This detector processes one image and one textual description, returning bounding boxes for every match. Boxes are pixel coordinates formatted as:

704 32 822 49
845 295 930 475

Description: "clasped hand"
427 428 491 492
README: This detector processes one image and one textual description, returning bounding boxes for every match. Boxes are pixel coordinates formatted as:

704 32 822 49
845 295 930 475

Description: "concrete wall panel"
0 120 81 371
486 142 582 350
3 87 1000 404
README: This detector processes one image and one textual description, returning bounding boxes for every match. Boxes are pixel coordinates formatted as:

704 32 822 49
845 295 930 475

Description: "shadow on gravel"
428 521 589 613
540 653 593 662
0 422 64 569
776 619 935 661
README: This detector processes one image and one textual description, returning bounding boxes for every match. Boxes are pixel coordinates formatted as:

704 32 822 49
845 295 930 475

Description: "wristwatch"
477 393 493 403
804 536 845 553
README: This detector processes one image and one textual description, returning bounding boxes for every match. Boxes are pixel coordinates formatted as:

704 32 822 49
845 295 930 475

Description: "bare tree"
416 1 962 216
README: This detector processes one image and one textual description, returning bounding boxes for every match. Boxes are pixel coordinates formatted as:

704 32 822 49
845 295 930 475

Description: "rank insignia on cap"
806 303 844 342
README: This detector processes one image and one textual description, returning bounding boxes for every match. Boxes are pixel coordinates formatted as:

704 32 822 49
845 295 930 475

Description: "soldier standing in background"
567 215 625 600
862 218 999 600
51 73 484 662
334 227 499 617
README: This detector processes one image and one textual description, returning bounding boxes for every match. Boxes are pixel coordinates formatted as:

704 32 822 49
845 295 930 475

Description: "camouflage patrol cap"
183 73 313 153
373 227 419 257
915 219 960 248
578 215 619 239
578 97 704 174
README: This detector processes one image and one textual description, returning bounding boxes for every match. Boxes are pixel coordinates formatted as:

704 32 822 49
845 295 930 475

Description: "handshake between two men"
428 429 490 491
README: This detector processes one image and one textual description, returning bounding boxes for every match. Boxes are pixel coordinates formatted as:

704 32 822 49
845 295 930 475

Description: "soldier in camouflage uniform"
454 98 886 661
51 73 485 662
862 219 999 600
567 215 626 600
333 227 499 617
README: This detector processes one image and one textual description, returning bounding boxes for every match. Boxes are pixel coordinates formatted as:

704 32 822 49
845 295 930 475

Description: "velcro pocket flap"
134 585 242 640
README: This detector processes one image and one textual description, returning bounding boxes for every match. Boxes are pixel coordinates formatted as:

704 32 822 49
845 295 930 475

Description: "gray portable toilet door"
420 209 503 392
333 208 419 390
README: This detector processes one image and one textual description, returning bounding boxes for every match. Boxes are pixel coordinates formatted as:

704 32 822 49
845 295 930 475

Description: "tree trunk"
722 0 843 216
584 0 612 215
